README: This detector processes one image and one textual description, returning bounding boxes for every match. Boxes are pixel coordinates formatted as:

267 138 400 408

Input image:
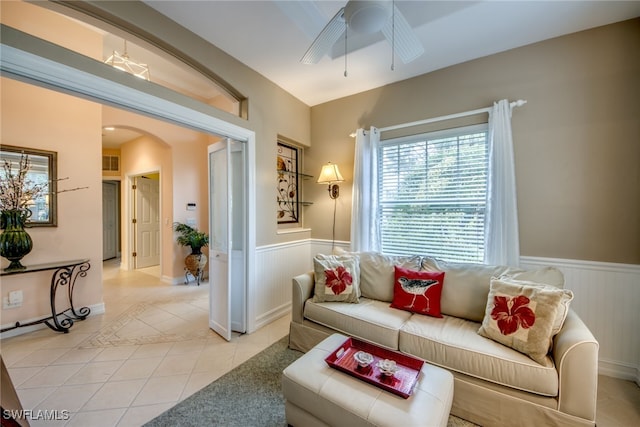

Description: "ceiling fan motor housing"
344 0 392 34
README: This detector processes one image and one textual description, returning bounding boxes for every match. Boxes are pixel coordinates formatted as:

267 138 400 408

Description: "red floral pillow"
390 266 445 318
478 278 566 366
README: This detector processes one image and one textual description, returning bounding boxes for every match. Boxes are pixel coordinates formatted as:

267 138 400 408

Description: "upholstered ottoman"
282 334 454 427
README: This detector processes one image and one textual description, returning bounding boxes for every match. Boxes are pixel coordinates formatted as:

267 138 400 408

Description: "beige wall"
1 1 103 326
1 79 103 324
308 18 640 265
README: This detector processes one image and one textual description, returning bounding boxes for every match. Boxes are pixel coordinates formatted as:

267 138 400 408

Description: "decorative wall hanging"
277 142 301 224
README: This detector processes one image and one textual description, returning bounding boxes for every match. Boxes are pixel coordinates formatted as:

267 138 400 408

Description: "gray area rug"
145 336 478 427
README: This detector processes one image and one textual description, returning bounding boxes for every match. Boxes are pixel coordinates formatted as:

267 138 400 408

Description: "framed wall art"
277 141 300 224
0 145 58 227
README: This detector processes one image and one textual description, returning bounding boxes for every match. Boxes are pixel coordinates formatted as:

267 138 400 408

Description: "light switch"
9 290 23 305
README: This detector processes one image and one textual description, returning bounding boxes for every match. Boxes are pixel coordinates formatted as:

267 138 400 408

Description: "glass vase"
0 209 33 271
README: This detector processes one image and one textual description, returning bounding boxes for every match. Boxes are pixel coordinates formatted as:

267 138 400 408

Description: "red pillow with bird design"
391 266 445 317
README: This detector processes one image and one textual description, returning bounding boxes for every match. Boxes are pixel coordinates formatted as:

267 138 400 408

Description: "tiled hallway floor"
1 260 290 426
1 260 639 426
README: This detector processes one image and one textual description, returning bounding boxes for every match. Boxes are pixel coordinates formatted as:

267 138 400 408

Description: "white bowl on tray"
376 359 399 376
354 351 374 368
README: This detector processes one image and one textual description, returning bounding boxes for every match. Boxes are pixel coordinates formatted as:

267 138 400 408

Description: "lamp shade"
317 163 344 184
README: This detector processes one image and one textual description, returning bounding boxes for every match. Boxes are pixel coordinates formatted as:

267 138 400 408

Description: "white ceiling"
143 0 640 106
101 126 143 148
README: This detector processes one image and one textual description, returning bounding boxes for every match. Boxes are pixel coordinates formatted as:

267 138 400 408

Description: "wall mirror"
0 145 58 227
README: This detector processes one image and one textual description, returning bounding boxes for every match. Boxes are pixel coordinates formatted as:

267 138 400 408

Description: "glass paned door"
208 139 246 340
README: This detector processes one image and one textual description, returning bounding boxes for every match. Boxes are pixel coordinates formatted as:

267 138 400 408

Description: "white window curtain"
350 127 380 252
484 99 520 266
351 99 520 265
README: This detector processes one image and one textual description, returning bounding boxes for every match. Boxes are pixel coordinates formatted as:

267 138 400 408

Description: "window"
377 125 488 262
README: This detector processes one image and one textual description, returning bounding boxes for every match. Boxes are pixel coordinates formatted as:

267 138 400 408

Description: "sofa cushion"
422 258 514 322
391 267 445 317
423 258 566 323
500 267 565 288
399 314 559 396
358 252 422 302
477 278 570 366
312 254 361 303
304 297 412 350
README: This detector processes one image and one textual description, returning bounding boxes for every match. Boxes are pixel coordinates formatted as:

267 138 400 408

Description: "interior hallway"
0 260 638 426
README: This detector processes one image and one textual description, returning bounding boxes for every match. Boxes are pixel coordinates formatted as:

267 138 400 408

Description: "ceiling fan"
300 0 424 68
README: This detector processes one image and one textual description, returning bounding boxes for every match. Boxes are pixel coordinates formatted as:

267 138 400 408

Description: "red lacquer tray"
324 337 424 399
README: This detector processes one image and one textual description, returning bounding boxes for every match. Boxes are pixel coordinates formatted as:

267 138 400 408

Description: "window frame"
376 124 489 262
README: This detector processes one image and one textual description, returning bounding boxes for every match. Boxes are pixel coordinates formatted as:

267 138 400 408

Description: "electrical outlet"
9 290 23 305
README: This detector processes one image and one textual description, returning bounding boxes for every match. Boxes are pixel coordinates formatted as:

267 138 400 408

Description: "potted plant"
173 222 209 284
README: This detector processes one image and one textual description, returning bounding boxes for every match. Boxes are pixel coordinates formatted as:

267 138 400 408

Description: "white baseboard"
254 302 291 332
0 302 106 339
163 275 182 285
598 358 640 386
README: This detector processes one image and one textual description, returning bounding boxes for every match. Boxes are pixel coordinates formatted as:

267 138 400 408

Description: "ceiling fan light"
344 0 392 34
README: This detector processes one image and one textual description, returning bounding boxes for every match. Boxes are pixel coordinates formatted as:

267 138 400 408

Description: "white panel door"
135 176 160 268
209 139 246 341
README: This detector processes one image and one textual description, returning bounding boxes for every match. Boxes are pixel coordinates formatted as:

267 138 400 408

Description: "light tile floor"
1 260 290 427
1 260 639 426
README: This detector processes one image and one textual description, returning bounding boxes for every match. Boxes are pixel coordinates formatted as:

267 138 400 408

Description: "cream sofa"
289 252 599 427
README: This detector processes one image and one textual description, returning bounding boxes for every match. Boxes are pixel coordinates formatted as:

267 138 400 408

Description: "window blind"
377 125 488 262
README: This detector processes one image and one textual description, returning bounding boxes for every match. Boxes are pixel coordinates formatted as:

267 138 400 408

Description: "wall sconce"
317 162 344 199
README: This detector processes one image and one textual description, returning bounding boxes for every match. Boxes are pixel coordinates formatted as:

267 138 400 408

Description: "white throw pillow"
312 254 361 303
478 278 573 366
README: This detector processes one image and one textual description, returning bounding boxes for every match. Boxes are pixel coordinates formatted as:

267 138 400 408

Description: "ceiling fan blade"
300 7 346 64
381 4 424 64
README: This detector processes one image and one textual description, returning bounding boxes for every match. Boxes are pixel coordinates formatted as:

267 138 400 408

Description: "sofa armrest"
553 309 599 422
292 272 314 324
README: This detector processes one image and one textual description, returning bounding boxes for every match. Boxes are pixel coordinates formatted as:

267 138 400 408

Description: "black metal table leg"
44 262 91 333
0 259 91 334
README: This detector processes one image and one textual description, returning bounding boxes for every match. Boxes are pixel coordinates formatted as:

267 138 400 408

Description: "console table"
1 259 91 333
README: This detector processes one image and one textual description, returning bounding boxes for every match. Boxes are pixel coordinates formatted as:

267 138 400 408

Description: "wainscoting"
255 239 639 384
521 257 640 384
254 240 313 330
